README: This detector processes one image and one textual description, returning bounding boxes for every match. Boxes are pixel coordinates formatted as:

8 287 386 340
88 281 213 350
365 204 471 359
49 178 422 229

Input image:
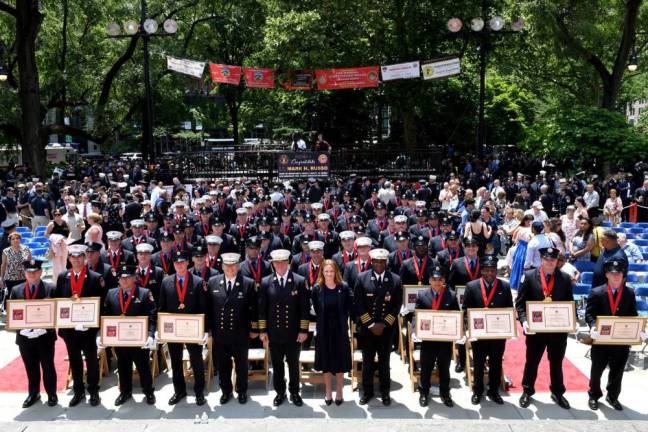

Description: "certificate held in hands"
157 313 205 344
414 310 464 341
6 299 57 330
593 316 647 346
101 316 149 347
55 297 101 328
526 301 577 333
468 308 517 339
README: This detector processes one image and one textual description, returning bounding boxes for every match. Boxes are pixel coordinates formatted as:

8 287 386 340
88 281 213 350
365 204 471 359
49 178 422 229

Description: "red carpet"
503 322 590 393
0 339 69 393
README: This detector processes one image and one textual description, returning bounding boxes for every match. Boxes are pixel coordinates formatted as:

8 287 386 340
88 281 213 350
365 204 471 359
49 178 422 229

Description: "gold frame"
100 316 149 347
593 316 647 346
55 296 101 328
467 307 518 340
402 284 427 312
525 301 577 333
414 309 464 342
157 312 205 344
6 299 57 330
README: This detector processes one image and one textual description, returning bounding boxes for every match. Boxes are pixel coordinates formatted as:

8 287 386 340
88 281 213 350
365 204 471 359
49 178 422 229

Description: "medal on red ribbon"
464 256 480 281
607 284 623 315
540 268 555 301
479 277 498 308
412 255 428 286
176 275 189 309
119 287 136 316
70 267 87 300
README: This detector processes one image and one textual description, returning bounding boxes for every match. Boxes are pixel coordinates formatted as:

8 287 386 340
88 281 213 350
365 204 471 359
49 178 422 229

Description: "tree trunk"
402 107 417 151
15 0 45 176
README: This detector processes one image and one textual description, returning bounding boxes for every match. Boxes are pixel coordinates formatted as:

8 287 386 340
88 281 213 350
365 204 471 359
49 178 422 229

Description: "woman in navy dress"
312 259 352 405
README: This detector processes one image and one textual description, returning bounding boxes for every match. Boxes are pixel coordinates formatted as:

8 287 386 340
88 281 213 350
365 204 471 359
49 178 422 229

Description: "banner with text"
421 57 461 80
243 67 275 88
380 61 420 81
166 56 206 79
209 63 242 85
315 66 380 90
280 69 314 90
277 151 330 179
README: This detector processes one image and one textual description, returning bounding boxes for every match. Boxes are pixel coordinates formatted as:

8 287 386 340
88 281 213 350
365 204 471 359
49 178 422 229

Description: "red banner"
315 66 380 90
243 67 275 88
209 64 242 85
280 69 313 90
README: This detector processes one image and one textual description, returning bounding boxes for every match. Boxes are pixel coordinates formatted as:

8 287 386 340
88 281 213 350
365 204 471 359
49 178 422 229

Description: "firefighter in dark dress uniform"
206 253 258 405
10 259 58 408
101 265 157 406
516 247 574 409
463 255 513 405
355 248 403 406
135 243 165 302
258 249 310 407
53 244 105 407
158 250 209 406
414 264 459 408
586 259 643 411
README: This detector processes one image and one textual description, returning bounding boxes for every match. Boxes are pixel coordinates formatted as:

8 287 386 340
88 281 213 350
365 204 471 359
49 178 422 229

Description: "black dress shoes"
606 396 623 411
454 363 465 373
220 393 232 404
273 393 286 406
519 392 531 408
22 394 40 408
359 394 372 405
290 393 303 406
145 393 156 405
419 394 428 407
114 392 131 406
89 393 101 407
195 394 206 406
588 398 599 410
440 394 454 408
47 394 58 407
551 393 570 409
381 393 391 406
69 392 85 407
168 392 186 405
238 393 248 404
471 393 481 405
487 392 504 405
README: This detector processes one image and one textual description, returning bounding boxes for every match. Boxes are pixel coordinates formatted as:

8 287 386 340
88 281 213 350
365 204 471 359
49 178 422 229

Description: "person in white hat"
342 236 373 288
122 219 156 253
354 248 402 406
258 249 309 407
102 231 135 273
205 252 258 405
297 240 325 288
524 201 548 223
230 208 254 254
205 235 224 272
332 231 356 270
316 212 339 258
53 244 105 407
382 214 409 252
134 242 164 301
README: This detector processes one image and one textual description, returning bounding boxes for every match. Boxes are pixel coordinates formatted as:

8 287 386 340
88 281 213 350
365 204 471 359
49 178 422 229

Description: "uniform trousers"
588 345 630 401
167 342 204 395
471 339 506 395
418 341 452 395
215 341 249 395
114 347 154 395
361 326 394 396
62 331 100 395
18 336 57 396
522 333 567 396
269 341 301 395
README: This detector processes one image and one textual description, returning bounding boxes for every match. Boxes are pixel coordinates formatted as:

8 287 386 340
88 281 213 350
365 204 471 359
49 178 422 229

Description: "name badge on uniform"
213 289 219 293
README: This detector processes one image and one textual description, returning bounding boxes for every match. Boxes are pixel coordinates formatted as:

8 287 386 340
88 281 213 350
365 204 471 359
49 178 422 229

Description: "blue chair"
601 221 613 227
629 263 648 272
612 227 625 233
634 286 648 298
20 232 33 240
34 226 47 236
32 236 48 245
573 261 594 273
573 283 591 296
636 299 648 317
626 273 641 283
629 228 645 235
25 242 41 250
625 232 636 240
30 247 48 258
638 223 648 228
632 239 648 247
15 226 30 234
580 272 593 284
620 222 638 229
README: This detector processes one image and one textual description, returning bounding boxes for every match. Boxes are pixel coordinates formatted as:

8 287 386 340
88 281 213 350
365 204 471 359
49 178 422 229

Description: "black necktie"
141 269 146 277
280 278 285 289
470 260 476 272
227 281 232 294
74 273 79 282
361 261 366 271
30 284 36 296
545 274 551 283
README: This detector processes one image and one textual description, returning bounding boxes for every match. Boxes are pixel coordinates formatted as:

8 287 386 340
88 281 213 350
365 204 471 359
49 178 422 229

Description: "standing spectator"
45 208 70 238
574 197 590 219
583 184 600 217
63 204 85 242
569 217 595 262
29 183 51 228
524 201 548 223
0 232 32 301
603 189 623 226
560 206 579 246
313 133 331 152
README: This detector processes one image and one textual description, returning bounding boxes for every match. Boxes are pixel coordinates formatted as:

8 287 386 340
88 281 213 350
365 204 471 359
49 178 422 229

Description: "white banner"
167 56 206 79
421 57 461 80
380 61 420 81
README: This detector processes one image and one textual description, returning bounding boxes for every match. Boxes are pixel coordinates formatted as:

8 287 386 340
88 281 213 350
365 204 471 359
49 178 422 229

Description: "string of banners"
166 56 461 90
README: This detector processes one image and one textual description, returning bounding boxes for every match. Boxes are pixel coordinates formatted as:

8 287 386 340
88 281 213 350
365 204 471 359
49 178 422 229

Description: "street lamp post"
106 0 177 161
628 31 647 72
447 3 523 159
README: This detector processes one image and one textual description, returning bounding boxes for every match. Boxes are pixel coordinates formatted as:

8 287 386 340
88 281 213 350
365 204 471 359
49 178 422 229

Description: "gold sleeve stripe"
384 314 395 325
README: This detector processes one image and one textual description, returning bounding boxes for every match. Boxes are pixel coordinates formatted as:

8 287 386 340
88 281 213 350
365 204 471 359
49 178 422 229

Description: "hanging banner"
243 67 275 88
380 61 420 81
277 152 330 179
315 66 380 90
280 69 313 90
166 56 206 79
421 57 461 80
209 63 242 85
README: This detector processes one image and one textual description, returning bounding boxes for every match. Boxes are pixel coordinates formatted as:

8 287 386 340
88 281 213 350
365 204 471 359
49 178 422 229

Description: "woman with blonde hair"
84 212 105 250
603 189 623 226
311 259 352 405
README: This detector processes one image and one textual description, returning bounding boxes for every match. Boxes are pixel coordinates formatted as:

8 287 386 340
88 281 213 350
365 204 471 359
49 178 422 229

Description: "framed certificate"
157 313 204 344
403 285 427 312
593 316 647 346
100 316 149 347
467 308 517 339
526 301 577 333
455 285 466 307
414 310 464 341
6 299 57 330
55 297 101 328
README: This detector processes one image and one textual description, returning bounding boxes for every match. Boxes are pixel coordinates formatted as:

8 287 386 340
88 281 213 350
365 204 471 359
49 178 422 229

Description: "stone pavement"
0 315 647 424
